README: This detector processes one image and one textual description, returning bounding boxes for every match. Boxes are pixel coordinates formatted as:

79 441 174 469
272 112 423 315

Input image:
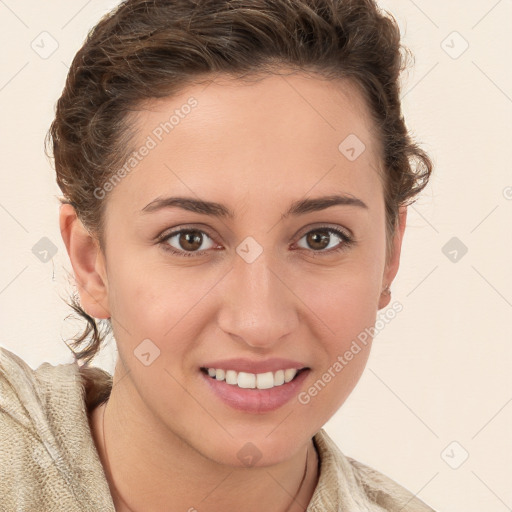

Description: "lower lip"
200 369 310 414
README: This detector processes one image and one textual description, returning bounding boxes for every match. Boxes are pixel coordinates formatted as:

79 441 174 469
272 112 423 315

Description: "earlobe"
378 285 392 309
59 203 110 319
378 206 407 310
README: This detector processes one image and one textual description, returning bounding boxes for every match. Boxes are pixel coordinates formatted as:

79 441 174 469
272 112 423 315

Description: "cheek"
106 251 216 352
299 247 385 339
303 272 378 367
296 284 376 424
292 252 383 412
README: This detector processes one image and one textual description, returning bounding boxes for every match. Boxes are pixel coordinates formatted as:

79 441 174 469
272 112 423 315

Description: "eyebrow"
141 194 368 219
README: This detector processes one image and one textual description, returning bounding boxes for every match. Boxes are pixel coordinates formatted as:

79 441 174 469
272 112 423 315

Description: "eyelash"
157 226 355 258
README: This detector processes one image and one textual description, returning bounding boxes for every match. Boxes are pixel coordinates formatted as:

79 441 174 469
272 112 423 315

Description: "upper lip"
201 358 309 374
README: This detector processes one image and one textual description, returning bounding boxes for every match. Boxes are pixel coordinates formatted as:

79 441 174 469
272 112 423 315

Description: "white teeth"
284 369 297 383
274 369 285 386
256 372 274 389
225 370 237 385
238 372 256 388
205 367 300 389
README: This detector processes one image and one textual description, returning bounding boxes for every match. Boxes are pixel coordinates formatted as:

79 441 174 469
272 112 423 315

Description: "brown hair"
46 0 433 368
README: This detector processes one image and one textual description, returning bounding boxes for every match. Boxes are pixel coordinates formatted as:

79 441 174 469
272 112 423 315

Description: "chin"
198 425 313 468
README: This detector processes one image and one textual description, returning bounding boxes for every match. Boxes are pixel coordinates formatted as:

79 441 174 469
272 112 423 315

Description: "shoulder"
344 455 437 512
311 428 439 512
0 345 86 430
0 345 112 418
0 345 115 511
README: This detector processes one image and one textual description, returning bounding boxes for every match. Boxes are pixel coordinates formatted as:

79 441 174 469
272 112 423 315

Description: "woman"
0 0 436 510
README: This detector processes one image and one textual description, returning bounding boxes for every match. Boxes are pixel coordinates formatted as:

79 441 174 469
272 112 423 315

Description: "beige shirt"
0 346 437 511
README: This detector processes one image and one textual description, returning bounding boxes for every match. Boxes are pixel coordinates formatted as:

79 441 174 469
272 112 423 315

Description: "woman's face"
82 72 405 465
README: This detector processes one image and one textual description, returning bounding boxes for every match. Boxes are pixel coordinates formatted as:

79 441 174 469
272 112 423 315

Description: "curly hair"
45 0 433 367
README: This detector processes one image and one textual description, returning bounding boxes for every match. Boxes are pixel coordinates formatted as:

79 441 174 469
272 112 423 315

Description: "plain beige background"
1 1 511 510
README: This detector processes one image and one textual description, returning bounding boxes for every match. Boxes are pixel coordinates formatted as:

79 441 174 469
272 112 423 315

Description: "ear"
378 206 407 310
59 203 110 319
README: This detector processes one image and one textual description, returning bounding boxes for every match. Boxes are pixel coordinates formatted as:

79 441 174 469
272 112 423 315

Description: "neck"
89 373 319 512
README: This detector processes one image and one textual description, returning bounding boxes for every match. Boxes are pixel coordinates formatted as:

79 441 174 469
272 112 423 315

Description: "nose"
217 249 298 350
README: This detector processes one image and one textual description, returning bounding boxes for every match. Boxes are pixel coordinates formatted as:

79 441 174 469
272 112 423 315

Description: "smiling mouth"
200 367 309 390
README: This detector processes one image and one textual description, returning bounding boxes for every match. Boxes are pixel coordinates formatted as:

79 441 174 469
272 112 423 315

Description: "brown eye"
178 231 203 251
305 230 331 250
162 229 215 255
296 227 352 253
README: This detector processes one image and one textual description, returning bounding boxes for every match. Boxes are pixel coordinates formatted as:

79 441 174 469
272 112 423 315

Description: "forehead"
106 71 383 214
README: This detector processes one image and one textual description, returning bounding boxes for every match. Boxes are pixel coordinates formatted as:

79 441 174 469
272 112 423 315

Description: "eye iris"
307 230 330 250
180 231 203 251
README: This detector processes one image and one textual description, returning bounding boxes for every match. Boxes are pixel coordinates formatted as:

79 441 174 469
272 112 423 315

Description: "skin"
60 70 407 512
